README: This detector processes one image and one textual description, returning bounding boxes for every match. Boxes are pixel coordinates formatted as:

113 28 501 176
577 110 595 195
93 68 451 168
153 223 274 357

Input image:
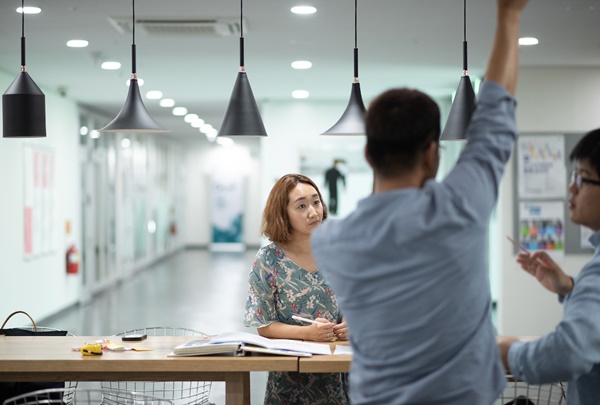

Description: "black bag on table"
0 311 68 403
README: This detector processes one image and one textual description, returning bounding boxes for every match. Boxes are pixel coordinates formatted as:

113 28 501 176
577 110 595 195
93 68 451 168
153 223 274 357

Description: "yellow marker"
81 343 103 356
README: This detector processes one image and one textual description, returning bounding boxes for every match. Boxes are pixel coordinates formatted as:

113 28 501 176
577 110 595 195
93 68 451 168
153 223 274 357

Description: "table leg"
225 372 250 405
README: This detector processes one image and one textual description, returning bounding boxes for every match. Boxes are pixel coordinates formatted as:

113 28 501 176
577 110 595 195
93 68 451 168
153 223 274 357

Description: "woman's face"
569 159 600 231
286 182 324 237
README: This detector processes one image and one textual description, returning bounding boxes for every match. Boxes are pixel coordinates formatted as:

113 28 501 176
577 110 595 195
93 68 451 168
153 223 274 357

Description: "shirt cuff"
508 340 527 380
558 276 575 303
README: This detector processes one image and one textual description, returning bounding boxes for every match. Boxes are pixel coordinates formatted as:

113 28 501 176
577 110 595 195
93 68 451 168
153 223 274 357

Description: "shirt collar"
589 229 600 248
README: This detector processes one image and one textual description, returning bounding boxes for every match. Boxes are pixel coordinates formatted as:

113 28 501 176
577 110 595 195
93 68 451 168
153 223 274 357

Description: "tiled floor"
41 248 268 405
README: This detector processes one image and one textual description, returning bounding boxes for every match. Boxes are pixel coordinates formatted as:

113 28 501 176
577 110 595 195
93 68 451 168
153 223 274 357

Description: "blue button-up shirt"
312 81 516 405
509 230 600 405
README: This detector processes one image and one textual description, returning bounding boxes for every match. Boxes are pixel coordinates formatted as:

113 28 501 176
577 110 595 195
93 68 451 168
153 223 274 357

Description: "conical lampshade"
322 82 366 136
100 79 168 133
440 75 476 140
219 71 267 137
3 71 46 138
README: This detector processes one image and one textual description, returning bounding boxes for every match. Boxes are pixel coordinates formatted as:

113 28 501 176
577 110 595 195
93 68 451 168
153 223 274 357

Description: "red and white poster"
24 144 57 259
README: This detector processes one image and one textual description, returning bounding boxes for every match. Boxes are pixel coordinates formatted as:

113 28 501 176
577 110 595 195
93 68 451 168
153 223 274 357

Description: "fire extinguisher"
66 244 79 274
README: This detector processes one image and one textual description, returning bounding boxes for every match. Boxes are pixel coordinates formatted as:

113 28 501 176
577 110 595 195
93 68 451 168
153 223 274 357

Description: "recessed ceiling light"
291 6 317 14
519 37 539 46
159 99 175 107
191 118 205 128
79 126 89 136
66 40 89 48
200 124 214 134
17 7 41 14
101 61 121 70
184 113 199 123
126 78 144 86
172 107 188 116
121 138 131 148
292 90 310 99
206 130 218 142
146 90 163 99
291 60 312 69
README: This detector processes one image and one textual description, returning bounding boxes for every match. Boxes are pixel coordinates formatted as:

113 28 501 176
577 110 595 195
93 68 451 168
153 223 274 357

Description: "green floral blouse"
244 243 349 405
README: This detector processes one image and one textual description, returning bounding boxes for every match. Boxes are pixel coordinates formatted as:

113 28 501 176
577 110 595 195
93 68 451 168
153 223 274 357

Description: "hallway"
40 248 267 405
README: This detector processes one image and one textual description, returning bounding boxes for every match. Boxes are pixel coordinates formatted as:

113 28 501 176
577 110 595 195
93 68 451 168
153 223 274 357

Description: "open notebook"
169 331 332 357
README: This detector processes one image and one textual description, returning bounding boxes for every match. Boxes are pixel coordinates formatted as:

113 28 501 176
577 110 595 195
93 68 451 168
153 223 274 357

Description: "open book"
169 331 332 357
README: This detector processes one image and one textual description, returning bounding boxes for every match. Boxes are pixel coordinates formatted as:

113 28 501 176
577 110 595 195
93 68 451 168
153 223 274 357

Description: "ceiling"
1 0 599 144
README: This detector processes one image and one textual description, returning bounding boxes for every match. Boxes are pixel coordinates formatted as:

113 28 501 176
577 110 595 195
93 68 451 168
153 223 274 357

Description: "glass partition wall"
78 110 185 298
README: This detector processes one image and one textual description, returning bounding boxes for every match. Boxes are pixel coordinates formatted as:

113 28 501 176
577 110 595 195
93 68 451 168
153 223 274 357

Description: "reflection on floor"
41 248 267 405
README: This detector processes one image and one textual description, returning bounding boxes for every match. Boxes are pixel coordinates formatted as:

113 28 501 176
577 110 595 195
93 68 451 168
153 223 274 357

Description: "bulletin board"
512 133 594 255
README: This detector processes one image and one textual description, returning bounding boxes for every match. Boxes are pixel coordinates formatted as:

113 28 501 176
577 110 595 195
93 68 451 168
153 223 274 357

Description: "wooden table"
0 336 352 405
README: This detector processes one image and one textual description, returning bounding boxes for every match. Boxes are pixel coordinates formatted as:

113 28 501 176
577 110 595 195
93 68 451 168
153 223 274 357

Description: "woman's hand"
516 251 573 296
333 320 349 341
304 317 336 342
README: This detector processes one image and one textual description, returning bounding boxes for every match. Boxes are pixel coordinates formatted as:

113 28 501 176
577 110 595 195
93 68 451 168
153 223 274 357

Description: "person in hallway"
244 174 349 405
310 0 529 404
498 128 600 405
324 159 346 215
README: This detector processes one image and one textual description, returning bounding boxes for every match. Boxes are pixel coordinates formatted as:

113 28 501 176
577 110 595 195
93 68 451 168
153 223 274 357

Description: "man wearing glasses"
498 128 600 405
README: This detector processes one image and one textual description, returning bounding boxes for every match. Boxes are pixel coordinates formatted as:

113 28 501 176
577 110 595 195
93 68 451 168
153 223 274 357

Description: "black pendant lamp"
441 0 476 141
100 0 168 133
218 0 267 137
322 0 366 136
2 0 46 138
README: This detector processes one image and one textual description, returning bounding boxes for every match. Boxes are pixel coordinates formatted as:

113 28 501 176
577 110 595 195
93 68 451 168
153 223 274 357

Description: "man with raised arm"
311 1 530 404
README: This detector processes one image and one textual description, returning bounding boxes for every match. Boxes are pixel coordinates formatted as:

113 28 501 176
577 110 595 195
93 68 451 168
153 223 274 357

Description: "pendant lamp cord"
462 0 468 73
353 0 359 79
131 0 137 76
239 0 244 68
21 0 26 68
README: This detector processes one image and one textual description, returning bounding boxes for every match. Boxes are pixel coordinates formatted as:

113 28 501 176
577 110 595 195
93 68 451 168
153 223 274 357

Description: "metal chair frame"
2 387 174 405
497 375 566 405
101 327 214 405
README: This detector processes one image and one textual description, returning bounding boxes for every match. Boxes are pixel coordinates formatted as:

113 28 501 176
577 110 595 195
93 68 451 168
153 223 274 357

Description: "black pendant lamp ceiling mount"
100 0 168 133
218 0 267 137
2 0 46 138
441 0 476 141
321 0 366 136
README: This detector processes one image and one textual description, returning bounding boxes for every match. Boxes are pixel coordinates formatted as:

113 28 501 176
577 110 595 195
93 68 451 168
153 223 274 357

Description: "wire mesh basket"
495 376 566 405
101 327 213 405
2 388 173 405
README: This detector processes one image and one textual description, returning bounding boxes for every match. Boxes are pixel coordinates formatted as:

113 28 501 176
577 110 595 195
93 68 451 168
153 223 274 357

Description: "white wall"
496 67 600 335
0 69 82 322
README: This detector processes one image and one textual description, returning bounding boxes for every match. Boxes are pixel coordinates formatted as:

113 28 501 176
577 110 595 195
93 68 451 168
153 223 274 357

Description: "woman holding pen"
244 174 349 405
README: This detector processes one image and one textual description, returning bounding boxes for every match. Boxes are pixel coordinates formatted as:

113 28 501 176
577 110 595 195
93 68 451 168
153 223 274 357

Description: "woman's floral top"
244 242 349 405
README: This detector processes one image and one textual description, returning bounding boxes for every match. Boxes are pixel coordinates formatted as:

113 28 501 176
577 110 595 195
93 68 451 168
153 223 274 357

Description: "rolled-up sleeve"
443 81 517 223
508 266 600 383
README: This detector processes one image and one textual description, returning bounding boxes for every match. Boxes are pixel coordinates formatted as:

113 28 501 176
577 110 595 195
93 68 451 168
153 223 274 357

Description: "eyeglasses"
570 171 600 190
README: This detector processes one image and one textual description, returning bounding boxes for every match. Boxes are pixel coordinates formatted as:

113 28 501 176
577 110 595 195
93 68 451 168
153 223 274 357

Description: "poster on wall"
210 175 245 249
517 135 567 199
24 144 58 259
518 201 565 261
208 146 249 252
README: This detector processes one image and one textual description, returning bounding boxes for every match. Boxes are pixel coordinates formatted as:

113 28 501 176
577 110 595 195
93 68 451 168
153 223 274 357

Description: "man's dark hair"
366 88 440 177
570 128 600 177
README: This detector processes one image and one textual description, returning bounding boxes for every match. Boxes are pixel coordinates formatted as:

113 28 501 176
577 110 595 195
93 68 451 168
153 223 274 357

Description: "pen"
292 315 327 325
506 236 530 254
